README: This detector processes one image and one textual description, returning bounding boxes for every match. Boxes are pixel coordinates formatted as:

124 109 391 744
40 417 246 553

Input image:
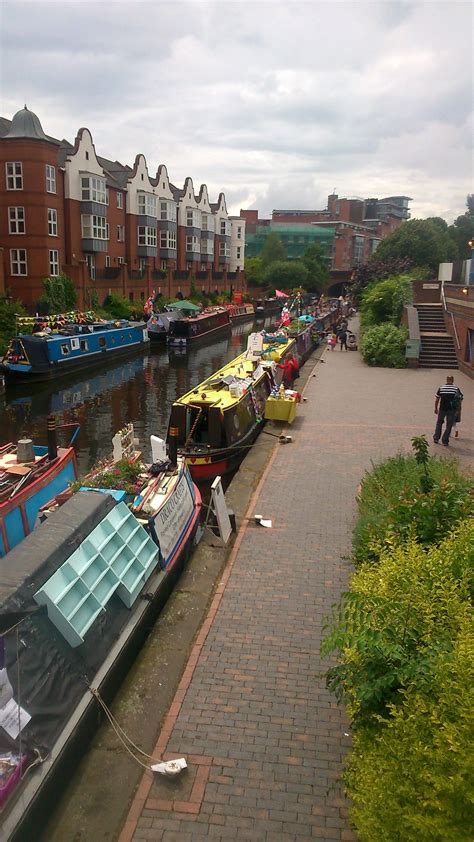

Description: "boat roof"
174 337 295 410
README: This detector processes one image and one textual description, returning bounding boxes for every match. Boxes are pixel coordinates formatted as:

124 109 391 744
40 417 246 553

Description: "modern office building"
0 107 246 309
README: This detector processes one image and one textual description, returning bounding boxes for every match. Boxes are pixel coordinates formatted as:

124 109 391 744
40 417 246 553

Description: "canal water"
0 321 269 478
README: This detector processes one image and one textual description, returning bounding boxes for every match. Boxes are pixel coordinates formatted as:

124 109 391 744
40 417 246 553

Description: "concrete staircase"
415 303 458 369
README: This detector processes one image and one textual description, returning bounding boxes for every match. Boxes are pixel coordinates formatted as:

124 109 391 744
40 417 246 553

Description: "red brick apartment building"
0 107 246 310
241 192 411 283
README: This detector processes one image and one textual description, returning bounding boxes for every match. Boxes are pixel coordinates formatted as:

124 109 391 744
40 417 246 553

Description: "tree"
373 219 458 272
301 244 329 293
447 196 474 260
39 273 77 314
263 260 309 291
244 256 265 287
260 232 287 268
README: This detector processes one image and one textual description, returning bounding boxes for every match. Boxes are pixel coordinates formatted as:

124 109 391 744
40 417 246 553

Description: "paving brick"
121 350 473 840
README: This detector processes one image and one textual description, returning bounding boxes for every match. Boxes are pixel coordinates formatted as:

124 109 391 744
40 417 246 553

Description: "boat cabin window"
80 339 89 351
224 394 255 445
60 343 70 356
70 338 80 351
99 337 106 348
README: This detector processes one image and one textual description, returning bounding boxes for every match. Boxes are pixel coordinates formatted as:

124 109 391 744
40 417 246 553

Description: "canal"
0 321 268 476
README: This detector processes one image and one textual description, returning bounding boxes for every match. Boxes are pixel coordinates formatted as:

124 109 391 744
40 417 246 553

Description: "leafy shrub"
0 297 26 355
346 622 474 842
360 274 413 328
323 522 473 727
353 454 473 565
360 322 407 367
39 273 77 314
101 293 135 319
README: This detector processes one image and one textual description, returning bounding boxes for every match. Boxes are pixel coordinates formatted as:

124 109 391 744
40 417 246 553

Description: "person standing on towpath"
433 374 463 446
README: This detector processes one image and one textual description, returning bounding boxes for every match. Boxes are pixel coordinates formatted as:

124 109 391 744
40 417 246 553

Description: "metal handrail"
441 280 461 350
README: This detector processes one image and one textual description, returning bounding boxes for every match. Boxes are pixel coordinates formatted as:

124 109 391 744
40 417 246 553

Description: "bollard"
168 426 179 467
47 415 58 461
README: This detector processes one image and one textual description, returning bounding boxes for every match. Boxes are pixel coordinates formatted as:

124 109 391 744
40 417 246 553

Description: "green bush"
353 454 473 565
101 293 135 319
323 522 473 727
346 622 474 842
0 297 26 355
360 274 413 328
360 322 407 367
39 273 77 314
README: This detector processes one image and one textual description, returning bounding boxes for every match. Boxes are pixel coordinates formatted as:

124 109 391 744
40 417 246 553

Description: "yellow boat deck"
174 337 296 410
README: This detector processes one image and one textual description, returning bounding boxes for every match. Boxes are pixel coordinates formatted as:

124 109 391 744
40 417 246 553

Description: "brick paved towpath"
119 337 472 842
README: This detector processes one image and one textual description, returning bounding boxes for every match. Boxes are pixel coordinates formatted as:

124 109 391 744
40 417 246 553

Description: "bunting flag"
275 289 289 298
16 311 96 328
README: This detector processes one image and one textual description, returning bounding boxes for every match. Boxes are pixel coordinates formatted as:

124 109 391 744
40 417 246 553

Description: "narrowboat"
167 307 231 348
254 297 282 320
225 302 255 324
1 319 149 384
146 310 185 344
167 334 296 482
0 424 79 557
0 434 202 840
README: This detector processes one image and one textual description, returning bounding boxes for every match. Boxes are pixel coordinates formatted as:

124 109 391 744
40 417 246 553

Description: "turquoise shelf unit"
34 502 159 647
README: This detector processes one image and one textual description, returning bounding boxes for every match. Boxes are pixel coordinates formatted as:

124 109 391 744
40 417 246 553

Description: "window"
160 200 176 221
81 175 107 204
237 247 241 259
118 256 125 265
10 248 27 275
99 336 106 347
138 192 157 217
352 236 364 265
80 339 89 352
161 260 167 270
219 242 230 257
186 235 200 253
6 162 23 190
140 291 145 301
60 343 70 356
201 239 214 255
45 164 56 193
237 226 242 239
8 207 25 234
160 230 177 249
186 208 201 228
220 219 229 236
86 254 96 279
117 224 125 242
105 255 111 267
117 192 123 209
370 238 380 255
81 214 108 239
48 208 58 236
49 249 60 276
138 226 157 247
139 259 147 272
201 213 214 232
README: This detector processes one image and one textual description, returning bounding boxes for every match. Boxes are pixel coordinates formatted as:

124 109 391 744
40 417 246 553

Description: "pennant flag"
275 289 289 298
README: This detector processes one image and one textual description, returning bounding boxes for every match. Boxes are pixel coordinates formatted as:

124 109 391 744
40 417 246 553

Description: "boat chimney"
47 415 58 460
168 426 178 467
17 438 35 464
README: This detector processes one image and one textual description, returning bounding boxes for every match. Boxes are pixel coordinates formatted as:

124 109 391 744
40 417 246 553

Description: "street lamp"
468 239 474 285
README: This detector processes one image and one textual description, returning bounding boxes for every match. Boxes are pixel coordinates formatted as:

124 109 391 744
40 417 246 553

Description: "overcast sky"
1 0 472 222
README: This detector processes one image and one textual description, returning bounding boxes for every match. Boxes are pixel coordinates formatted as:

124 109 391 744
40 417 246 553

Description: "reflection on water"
0 321 268 476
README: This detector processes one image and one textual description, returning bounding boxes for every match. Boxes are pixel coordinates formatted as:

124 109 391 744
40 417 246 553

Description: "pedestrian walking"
433 375 463 447
338 326 348 351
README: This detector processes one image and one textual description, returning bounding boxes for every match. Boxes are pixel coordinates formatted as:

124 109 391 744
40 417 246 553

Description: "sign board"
151 470 196 566
112 423 136 462
246 332 264 360
423 283 440 289
210 476 232 545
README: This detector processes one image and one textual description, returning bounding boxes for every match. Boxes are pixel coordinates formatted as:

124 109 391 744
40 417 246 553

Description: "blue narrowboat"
1 319 149 384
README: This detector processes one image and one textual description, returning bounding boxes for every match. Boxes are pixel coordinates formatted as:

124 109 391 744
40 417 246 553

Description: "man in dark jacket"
433 375 463 446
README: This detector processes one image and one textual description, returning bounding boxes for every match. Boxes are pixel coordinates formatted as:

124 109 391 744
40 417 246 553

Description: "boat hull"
3 339 148 384
0 446 77 556
168 320 232 348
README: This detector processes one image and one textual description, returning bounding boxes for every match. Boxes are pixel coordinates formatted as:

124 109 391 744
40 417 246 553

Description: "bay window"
81 214 108 239
81 176 107 204
138 192 157 217
138 226 157 247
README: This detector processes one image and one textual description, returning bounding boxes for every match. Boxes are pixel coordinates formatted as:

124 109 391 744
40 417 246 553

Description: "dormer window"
81 176 107 204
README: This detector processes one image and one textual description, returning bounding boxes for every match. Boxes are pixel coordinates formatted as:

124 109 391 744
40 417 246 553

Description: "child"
327 332 337 351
